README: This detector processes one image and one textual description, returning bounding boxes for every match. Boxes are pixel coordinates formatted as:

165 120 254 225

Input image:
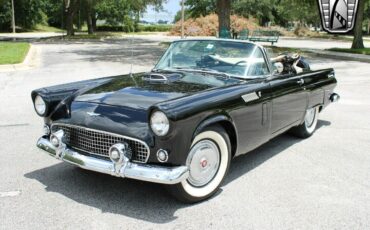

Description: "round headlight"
34 95 46 116
150 111 170 136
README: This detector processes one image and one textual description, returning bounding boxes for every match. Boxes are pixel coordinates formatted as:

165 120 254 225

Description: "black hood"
74 71 242 110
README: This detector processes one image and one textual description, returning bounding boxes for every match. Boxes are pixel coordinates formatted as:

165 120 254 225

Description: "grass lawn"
64 33 113 40
33 24 63 32
54 32 125 40
327 47 370 55
0 42 30 65
61 31 158 40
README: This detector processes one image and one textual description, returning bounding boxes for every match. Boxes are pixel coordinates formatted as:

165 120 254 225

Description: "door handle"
296 79 304 85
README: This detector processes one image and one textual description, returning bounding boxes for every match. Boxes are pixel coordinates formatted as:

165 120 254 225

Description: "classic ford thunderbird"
32 39 339 203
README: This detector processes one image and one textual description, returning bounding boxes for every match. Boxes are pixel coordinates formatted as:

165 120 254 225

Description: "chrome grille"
51 124 149 163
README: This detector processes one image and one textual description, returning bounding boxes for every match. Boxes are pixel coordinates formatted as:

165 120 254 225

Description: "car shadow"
25 120 330 224
226 119 331 184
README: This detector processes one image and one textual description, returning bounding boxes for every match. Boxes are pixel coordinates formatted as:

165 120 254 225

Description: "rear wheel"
291 107 319 138
167 126 231 203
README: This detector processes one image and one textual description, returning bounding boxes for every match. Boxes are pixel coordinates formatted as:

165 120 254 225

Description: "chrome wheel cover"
187 140 220 187
305 108 316 128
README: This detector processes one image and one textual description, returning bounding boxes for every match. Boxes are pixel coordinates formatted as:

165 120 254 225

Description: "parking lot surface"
0 38 369 229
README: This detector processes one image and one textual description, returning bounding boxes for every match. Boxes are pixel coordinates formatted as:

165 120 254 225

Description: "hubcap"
305 108 316 128
187 140 220 187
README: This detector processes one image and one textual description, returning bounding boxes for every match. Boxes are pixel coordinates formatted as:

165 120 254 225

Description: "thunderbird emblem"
318 0 359 33
87 112 100 117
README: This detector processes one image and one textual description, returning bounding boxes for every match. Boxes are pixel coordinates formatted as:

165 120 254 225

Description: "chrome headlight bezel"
150 111 170 137
34 95 47 116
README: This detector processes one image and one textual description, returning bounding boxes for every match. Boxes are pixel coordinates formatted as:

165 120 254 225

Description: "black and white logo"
318 0 359 33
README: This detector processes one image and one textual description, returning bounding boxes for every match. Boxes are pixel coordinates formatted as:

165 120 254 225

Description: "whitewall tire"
291 107 319 138
167 126 231 203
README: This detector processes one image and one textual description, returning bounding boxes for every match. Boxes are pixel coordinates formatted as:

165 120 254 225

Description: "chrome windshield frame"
153 39 272 80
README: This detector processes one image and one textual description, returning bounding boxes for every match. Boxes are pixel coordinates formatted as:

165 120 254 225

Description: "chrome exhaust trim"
330 93 340 103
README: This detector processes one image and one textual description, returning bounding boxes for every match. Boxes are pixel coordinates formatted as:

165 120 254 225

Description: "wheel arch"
192 114 238 157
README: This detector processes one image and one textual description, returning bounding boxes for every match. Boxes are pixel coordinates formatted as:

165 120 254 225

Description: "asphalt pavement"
0 38 369 229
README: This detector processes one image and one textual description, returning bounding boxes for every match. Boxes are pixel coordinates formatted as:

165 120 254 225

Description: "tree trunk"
86 0 94 34
351 0 365 49
87 14 93 34
217 0 231 35
92 10 97 31
65 0 79 36
87 11 94 34
66 10 75 36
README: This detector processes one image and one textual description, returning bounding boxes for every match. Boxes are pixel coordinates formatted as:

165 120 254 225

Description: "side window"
247 48 270 77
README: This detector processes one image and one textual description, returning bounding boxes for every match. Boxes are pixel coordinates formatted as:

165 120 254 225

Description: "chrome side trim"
241 92 260 103
143 73 168 82
37 137 189 185
51 123 150 163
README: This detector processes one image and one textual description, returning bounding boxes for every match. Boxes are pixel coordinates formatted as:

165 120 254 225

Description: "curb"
305 49 370 63
0 44 40 72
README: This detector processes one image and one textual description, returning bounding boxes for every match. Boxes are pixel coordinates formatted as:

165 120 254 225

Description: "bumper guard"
37 137 189 185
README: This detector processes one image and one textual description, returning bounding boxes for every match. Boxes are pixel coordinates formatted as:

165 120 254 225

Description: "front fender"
193 114 232 138
31 77 114 118
192 114 238 156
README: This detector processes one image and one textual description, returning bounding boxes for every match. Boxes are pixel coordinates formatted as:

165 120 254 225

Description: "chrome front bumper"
36 137 189 185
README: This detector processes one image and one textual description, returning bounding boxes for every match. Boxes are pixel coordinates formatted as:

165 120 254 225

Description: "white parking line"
0 191 21 198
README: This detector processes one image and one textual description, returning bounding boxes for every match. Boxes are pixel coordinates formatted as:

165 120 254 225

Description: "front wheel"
291 107 319 138
167 126 231 203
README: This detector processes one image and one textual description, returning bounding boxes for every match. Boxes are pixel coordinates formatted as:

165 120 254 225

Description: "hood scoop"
142 73 183 84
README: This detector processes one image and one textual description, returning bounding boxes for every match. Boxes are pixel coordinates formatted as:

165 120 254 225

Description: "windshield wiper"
155 67 258 81
171 67 233 79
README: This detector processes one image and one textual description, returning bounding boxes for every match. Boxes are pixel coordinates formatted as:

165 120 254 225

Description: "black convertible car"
32 39 339 203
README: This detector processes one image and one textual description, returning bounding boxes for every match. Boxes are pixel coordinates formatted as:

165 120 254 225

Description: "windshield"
155 40 270 79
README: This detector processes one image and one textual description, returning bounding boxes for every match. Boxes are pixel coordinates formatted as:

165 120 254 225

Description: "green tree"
366 1 370 34
16 0 48 29
233 0 275 25
184 0 321 27
275 0 320 26
0 0 48 31
184 0 216 18
44 0 64 28
95 0 165 31
95 0 130 26
173 9 191 22
0 0 12 31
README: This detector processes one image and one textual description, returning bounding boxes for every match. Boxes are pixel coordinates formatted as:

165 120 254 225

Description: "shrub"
170 13 259 36
293 26 320 37
96 25 125 32
138 24 172 32
96 24 172 33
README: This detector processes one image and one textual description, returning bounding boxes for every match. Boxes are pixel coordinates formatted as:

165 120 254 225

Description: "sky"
141 0 181 23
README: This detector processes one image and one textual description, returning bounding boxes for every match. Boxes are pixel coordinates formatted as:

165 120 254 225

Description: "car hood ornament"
87 112 100 117
318 0 359 33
